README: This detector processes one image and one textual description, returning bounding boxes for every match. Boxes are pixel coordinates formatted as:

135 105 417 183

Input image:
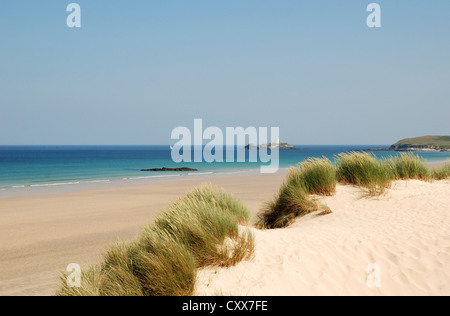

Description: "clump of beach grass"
56 266 105 297
258 152 446 231
183 185 251 224
431 161 450 180
257 168 319 229
56 185 254 296
154 186 253 267
298 157 337 196
388 152 430 180
56 228 197 297
335 152 394 196
216 229 255 267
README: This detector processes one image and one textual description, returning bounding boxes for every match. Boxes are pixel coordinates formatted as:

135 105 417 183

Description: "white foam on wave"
30 182 80 187
130 174 181 180
151 174 181 178
82 180 110 184
188 172 214 176
0 170 224 192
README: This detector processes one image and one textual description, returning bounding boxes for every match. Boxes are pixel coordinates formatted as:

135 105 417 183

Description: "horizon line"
0 144 391 147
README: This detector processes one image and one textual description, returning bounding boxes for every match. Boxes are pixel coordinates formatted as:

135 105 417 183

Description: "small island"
245 141 297 150
141 167 198 172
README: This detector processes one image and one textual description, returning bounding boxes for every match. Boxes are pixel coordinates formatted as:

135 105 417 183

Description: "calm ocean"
0 145 449 189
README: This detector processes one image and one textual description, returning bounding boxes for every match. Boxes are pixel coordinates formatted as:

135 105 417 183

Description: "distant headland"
365 136 450 152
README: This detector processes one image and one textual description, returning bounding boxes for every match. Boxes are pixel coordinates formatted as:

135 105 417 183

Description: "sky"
1 0 449 145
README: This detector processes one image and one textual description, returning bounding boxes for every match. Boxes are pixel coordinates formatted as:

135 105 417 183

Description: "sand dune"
196 180 450 296
1 172 448 296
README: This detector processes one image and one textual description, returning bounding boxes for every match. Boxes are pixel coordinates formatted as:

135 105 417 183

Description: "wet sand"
0 171 287 296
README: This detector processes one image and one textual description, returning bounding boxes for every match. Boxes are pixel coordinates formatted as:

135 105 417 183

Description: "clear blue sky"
1 0 449 145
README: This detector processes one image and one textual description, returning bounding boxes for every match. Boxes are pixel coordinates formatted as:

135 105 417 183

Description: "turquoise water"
0 145 449 189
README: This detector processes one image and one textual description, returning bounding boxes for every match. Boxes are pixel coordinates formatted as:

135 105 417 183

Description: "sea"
0 145 449 190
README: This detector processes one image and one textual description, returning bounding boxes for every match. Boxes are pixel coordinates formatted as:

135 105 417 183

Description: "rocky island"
141 167 198 172
245 141 297 150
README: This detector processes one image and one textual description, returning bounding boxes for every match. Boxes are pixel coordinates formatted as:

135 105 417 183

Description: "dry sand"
1 171 449 296
0 171 286 296
196 179 450 296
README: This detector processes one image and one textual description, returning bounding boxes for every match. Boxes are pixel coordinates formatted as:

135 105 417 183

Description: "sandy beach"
0 171 287 296
3 0 450 299
1 170 449 296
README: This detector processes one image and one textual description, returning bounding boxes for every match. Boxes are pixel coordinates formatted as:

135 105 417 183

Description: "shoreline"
0 170 288 296
0 161 449 296
364 148 450 152
0 168 281 201
1 158 448 200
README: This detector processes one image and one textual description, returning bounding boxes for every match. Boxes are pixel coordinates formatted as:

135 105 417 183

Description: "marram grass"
56 266 105 297
431 161 450 180
298 157 337 196
335 152 394 196
154 186 252 267
257 152 448 229
56 186 254 296
388 152 430 180
257 168 319 229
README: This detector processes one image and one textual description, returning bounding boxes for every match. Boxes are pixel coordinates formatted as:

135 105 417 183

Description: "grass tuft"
55 266 105 297
388 152 430 180
257 168 319 229
154 186 251 267
56 185 253 296
431 161 450 180
298 157 337 196
335 152 394 196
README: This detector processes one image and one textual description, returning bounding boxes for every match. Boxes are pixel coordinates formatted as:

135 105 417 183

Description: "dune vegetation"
258 152 449 229
56 186 254 296
388 152 430 180
56 153 449 296
430 161 450 180
256 168 320 229
298 157 337 196
335 152 394 196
